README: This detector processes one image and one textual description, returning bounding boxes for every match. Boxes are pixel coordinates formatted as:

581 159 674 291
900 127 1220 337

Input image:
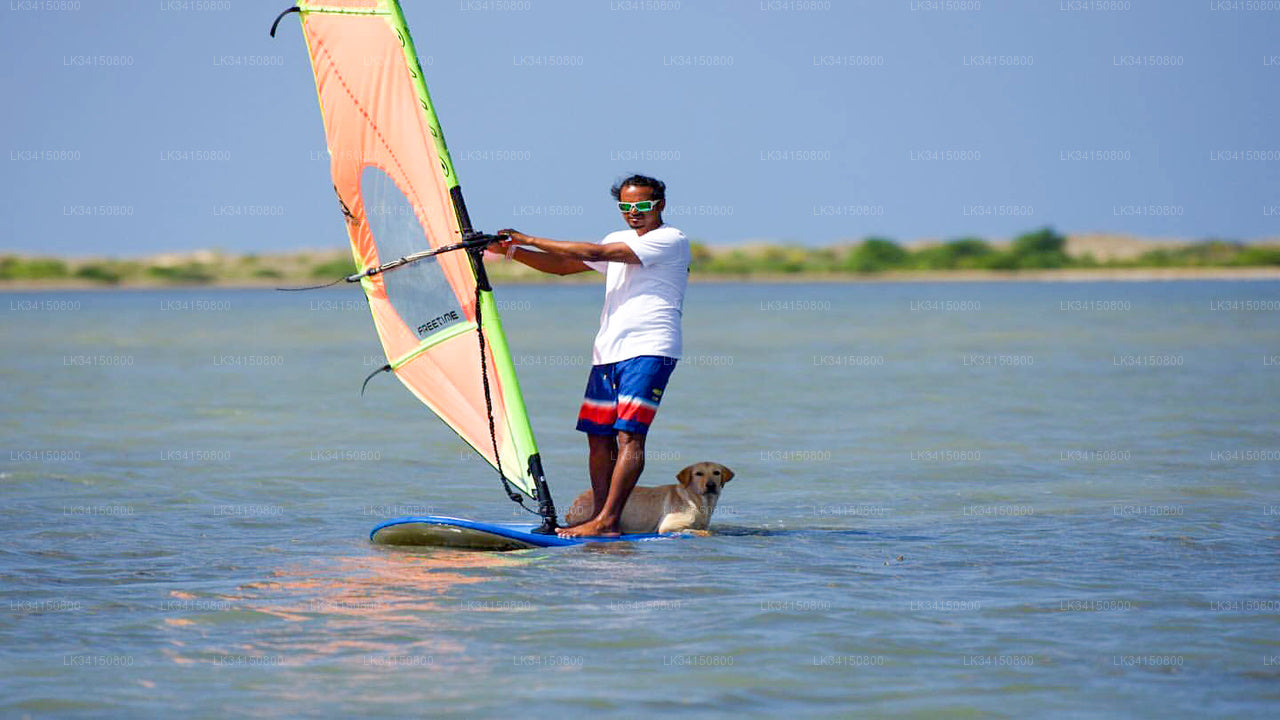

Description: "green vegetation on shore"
3 228 1279 287
0 252 347 287
690 229 1280 275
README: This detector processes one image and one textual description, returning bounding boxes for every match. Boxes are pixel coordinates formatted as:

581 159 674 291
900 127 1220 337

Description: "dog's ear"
719 465 735 484
676 465 695 486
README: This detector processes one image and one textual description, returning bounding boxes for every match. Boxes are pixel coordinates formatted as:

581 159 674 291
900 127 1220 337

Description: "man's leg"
558 430 644 538
567 362 618 527
560 432 616 527
598 429 646 523
560 356 674 538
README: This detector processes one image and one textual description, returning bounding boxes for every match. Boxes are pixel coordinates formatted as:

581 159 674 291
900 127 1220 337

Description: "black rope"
276 276 347 292
474 280 539 517
360 363 391 396
269 6 300 37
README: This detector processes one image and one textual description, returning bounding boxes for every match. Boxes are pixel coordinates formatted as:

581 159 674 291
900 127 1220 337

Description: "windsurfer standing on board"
488 174 690 538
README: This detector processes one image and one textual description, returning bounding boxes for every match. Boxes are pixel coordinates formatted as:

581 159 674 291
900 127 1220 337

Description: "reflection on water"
161 549 531 669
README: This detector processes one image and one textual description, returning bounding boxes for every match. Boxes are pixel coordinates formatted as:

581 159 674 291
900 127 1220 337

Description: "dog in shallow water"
563 461 736 535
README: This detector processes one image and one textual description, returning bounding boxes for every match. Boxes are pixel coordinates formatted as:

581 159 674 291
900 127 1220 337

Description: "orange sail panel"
289 1 538 497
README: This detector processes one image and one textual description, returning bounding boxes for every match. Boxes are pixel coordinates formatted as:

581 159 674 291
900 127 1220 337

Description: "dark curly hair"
610 174 666 201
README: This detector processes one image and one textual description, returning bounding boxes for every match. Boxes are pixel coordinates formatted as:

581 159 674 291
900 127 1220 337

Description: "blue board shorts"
576 355 677 436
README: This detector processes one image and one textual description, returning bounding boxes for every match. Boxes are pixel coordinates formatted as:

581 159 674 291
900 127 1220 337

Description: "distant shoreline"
4 231 1279 290
3 265 1278 292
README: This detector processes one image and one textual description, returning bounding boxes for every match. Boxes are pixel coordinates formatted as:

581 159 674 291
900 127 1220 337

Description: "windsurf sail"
271 1 557 530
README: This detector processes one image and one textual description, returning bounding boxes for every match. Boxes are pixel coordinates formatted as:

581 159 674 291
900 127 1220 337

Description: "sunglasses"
617 200 660 213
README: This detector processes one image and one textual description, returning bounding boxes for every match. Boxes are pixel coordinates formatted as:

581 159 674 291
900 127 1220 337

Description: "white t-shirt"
584 224 690 365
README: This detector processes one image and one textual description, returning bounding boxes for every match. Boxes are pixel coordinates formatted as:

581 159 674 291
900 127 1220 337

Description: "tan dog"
563 462 736 535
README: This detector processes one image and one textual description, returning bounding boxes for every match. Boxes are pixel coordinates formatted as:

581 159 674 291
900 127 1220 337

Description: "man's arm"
502 246 594 276
498 229 642 266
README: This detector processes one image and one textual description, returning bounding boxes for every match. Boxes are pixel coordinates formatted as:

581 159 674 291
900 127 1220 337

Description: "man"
489 174 690 538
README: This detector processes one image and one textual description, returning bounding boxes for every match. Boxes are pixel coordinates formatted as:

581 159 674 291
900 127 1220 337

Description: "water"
2 280 1278 718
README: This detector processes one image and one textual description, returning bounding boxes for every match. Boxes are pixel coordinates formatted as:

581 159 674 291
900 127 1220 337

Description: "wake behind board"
371 516 670 551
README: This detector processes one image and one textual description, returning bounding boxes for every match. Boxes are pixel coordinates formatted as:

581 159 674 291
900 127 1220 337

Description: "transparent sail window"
360 165 465 340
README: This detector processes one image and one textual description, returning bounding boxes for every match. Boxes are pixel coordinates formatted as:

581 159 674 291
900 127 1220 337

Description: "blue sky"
2 0 1277 256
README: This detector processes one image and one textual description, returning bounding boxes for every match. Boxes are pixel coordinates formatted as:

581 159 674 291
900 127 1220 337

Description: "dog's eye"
713 470 721 475
695 471 703 476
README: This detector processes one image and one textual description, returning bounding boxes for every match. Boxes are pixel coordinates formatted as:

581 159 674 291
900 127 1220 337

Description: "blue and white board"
370 515 670 551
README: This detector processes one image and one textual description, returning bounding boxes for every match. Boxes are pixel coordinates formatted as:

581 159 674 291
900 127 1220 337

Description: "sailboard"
370 517 669 551
270 1 669 550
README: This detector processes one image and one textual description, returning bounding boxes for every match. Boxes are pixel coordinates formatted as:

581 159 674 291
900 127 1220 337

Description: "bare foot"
560 500 606 529
556 516 621 538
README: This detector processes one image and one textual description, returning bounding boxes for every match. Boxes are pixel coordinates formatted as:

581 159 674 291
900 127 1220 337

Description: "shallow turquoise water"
2 280 1278 718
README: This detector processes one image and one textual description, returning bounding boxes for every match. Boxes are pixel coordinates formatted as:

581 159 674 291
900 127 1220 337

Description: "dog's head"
676 462 735 498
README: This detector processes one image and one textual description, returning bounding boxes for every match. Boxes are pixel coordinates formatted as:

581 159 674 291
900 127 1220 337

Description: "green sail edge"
386 0 458 191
